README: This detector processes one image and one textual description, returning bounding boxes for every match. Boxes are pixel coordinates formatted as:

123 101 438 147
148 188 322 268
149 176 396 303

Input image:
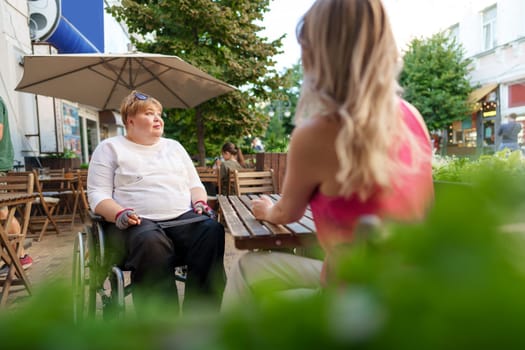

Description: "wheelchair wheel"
86 223 100 318
72 230 89 323
104 266 127 320
90 219 127 320
72 223 103 322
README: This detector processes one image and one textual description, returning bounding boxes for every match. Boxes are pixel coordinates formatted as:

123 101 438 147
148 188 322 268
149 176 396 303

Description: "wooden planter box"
24 156 80 171
255 152 287 193
446 145 477 157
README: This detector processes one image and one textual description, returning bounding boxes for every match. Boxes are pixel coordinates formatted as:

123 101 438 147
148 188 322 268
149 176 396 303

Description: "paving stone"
5 221 245 309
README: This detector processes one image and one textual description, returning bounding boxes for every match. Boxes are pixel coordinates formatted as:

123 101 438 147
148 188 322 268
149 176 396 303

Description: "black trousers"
104 211 226 312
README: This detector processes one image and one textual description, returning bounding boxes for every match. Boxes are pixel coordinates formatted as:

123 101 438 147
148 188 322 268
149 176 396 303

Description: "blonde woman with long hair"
222 0 434 309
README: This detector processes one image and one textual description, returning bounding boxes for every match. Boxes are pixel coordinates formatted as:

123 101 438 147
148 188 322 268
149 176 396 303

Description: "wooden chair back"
30 169 62 239
44 168 66 192
225 167 256 195
76 169 90 216
7 170 32 178
48 168 65 177
0 173 34 195
0 172 35 250
196 167 221 196
0 173 35 300
233 169 277 195
6 171 62 240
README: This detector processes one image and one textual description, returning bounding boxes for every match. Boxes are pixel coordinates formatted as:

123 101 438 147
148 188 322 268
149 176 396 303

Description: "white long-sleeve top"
87 135 204 220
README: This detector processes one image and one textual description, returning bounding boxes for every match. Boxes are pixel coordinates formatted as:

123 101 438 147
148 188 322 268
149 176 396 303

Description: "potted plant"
24 149 81 170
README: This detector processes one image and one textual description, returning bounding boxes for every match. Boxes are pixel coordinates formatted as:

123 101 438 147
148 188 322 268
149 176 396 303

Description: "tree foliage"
399 32 473 131
107 0 287 163
262 60 302 152
280 60 302 136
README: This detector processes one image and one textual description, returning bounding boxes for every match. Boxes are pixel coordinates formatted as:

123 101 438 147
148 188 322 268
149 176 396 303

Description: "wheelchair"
72 213 187 322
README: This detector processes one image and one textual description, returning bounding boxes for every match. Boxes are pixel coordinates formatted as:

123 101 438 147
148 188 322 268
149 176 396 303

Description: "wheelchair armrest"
89 211 106 222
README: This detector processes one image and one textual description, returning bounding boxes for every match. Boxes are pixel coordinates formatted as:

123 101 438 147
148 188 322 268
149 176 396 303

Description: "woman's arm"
93 199 127 223
252 121 323 224
177 141 209 210
190 187 208 206
87 141 128 223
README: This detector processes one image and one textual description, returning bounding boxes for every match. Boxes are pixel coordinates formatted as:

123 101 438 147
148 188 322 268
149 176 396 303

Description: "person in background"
222 0 434 310
498 113 522 151
217 142 246 194
431 132 441 154
0 96 32 274
87 90 226 313
251 137 264 152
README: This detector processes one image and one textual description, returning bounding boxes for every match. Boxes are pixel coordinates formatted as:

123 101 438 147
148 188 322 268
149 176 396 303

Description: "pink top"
309 100 434 280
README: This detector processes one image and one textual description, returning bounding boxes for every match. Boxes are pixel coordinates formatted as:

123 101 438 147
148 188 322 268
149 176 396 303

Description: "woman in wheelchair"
87 90 226 313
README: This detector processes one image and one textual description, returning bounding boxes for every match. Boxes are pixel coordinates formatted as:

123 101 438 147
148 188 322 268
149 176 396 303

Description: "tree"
399 32 473 132
280 60 302 136
262 60 302 152
107 0 287 164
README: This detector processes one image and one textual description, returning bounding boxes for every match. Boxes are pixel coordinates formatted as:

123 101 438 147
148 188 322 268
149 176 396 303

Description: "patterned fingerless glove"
115 208 137 230
193 200 216 219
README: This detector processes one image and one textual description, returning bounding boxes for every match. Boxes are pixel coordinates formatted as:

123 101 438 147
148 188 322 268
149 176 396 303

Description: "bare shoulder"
289 115 340 177
401 100 430 136
292 115 340 148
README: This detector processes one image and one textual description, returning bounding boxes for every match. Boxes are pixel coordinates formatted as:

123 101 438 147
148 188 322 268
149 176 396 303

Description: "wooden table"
0 192 35 306
218 194 318 250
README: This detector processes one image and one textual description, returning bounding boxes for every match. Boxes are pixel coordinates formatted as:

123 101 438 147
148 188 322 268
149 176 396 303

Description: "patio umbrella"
15 52 236 110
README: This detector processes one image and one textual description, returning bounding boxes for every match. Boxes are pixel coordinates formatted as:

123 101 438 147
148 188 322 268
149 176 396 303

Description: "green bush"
433 150 525 183
2 165 525 349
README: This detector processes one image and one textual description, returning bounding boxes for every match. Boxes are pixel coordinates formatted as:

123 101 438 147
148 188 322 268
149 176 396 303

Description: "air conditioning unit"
28 0 61 41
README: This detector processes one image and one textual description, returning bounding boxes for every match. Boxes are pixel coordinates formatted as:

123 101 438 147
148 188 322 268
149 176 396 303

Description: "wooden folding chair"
45 168 72 215
74 169 90 226
0 173 35 256
29 169 62 241
0 173 36 305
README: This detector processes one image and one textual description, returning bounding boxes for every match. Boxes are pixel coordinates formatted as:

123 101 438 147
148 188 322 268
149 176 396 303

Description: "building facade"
385 0 525 155
447 0 525 155
0 0 130 169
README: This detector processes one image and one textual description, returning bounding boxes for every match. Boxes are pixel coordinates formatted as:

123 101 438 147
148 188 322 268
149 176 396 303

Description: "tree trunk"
440 127 448 156
195 107 206 166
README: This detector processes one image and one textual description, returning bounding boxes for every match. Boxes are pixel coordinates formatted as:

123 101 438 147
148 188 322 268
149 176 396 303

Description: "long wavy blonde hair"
296 0 420 200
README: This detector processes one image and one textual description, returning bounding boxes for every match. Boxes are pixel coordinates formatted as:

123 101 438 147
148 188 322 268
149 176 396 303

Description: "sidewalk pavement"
5 221 245 309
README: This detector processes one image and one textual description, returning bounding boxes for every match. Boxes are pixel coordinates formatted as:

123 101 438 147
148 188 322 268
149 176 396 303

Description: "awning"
468 83 498 104
99 110 124 127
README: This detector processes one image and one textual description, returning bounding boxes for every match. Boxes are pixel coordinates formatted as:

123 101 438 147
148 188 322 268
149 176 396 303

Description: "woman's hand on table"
251 195 274 221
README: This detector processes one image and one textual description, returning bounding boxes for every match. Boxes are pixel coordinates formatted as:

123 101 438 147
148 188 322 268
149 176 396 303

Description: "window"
454 131 464 144
482 6 497 51
509 83 525 107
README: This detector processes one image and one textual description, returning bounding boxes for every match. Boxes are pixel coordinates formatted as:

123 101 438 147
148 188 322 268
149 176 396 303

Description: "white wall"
1 0 133 168
385 0 525 117
0 0 39 166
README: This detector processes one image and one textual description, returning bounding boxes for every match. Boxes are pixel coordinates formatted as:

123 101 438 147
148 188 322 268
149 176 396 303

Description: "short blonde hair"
120 90 162 124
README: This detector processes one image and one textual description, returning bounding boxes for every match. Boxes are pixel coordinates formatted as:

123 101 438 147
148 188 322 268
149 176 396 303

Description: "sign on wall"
62 102 81 157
